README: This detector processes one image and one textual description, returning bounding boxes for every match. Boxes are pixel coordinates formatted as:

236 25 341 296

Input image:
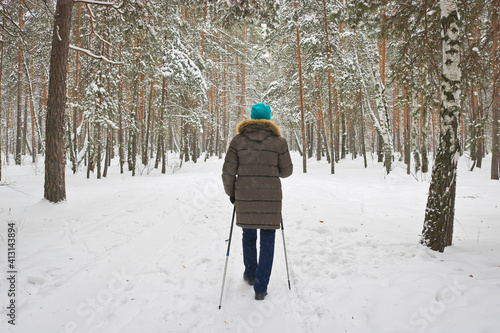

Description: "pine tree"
44 0 74 203
16 0 23 165
491 0 499 180
0 37 3 181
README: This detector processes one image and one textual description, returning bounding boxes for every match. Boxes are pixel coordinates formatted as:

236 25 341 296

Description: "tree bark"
44 0 74 202
23 84 28 156
241 24 246 121
295 0 306 173
421 86 429 173
159 77 167 174
0 39 3 181
360 89 367 168
378 9 387 165
491 0 499 180
355 35 393 174
315 74 325 161
421 0 461 252
118 44 124 174
393 86 401 156
321 0 334 173
143 81 154 166
71 3 82 174
404 84 411 173
16 0 23 165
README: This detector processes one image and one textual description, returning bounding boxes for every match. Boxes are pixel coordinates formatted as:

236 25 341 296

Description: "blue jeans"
242 228 276 294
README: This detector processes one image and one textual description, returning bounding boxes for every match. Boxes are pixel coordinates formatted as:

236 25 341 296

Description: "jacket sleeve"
222 138 238 197
278 139 293 178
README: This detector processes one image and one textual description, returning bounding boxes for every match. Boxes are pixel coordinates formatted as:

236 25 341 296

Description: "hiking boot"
243 273 255 286
255 292 267 300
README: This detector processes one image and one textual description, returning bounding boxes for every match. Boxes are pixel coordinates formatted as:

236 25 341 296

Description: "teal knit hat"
250 103 272 120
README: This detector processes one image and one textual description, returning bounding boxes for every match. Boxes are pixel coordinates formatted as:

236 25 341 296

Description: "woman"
222 103 293 300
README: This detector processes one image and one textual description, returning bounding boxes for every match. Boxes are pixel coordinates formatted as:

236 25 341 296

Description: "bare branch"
83 3 112 47
69 44 122 65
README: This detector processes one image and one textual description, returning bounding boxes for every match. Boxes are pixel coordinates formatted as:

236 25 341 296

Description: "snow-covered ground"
0 153 499 333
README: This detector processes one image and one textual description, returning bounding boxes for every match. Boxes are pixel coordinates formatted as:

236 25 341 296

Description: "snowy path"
1 154 499 333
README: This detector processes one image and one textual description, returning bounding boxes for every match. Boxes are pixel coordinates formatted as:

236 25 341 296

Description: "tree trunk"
40 71 48 153
378 19 387 165
44 0 74 202
161 82 167 173
23 85 28 156
393 87 402 157
341 107 346 159
66 115 75 175
241 24 246 121
118 44 125 174
24 63 43 160
86 122 93 179
355 36 393 174
468 83 480 171
156 77 167 173
421 0 461 252
129 40 140 176
295 0 306 173
360 89 367 168
96 123 102 179
421 90 429 173
26 69 36 163
143 81 154 166
103 128 111 177
321 0 334 173
315 74 324 161
371 58 393 174
307 118 314 159
491 0 499 180
222 61 228 157
219 59 227 159
72 3 82 174
412 100 421 174
0 38 3 181
16 0 23 165
404 84 411 173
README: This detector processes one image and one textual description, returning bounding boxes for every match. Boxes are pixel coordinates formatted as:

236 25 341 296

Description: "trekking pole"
281 217 291 290
218 206 236 309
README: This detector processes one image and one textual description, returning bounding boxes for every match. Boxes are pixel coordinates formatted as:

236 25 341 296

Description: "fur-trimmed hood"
237 119 281 137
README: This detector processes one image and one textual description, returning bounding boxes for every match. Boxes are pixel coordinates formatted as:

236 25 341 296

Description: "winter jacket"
222 119 293 229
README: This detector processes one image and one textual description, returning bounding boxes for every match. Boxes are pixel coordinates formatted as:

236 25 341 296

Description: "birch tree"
421 0 461 252
354 30 394 174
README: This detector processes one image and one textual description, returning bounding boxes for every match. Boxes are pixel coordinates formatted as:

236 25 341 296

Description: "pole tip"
219 305 221 310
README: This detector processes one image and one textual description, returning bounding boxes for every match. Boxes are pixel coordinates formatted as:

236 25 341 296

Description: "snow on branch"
69 44 123 65
73 0 127 14
82 3 113 47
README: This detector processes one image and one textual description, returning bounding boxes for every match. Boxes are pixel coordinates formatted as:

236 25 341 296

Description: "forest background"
0 0 498 187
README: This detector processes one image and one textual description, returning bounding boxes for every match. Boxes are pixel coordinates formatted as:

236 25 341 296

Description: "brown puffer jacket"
222 119 293 229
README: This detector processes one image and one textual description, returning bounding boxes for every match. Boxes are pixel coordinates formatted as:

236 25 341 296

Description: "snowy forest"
0 0 498 181
1 1 500 332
